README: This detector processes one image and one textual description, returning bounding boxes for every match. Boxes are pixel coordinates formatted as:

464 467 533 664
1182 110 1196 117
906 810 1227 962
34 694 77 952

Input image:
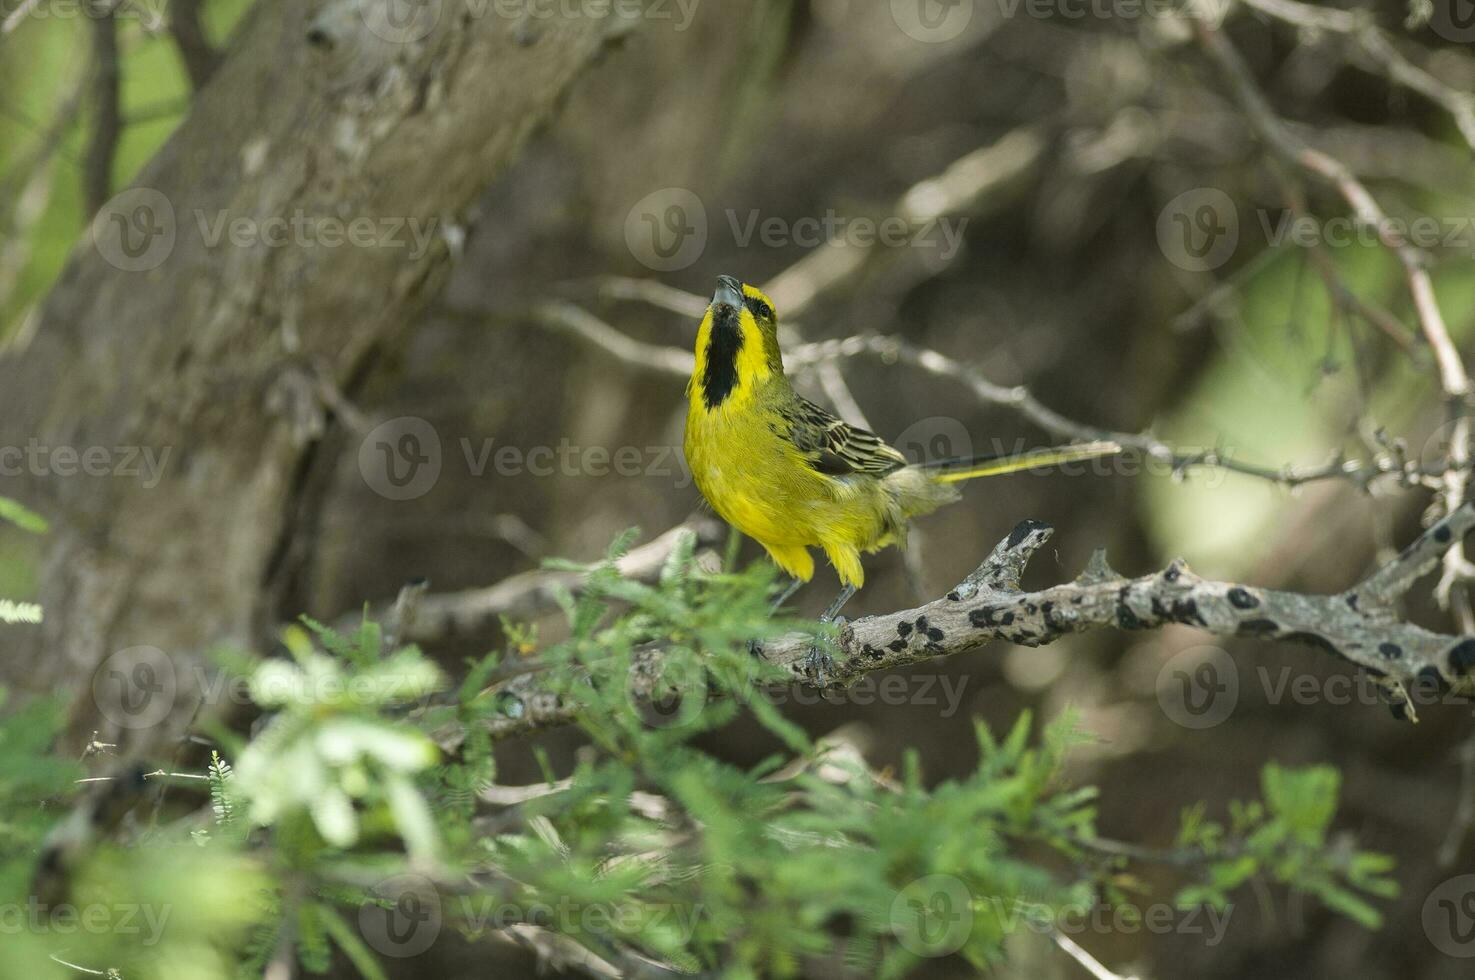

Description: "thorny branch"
438 504 1475 749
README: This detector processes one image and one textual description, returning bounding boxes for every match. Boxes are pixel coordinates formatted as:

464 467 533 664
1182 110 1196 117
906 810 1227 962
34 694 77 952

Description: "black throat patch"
701 310 743 409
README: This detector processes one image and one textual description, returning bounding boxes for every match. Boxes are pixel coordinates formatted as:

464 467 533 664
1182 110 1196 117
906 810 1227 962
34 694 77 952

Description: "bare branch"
442 505 1475 747
519 289 1434 491
376 519 725 644
84 0 121 218
763 127 1047 318
0 0 43 33
1196 21 1468 396
527 300 695 376
1195 18 1475 610
1240 0 1475 156
167 0 221 90
1052 931 1141 980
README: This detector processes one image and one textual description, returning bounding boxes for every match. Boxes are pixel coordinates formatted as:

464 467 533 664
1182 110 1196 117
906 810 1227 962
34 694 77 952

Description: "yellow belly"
684 401 891 586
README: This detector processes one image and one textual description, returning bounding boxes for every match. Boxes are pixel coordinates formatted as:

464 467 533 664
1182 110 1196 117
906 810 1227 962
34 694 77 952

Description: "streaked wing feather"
785 397 906 477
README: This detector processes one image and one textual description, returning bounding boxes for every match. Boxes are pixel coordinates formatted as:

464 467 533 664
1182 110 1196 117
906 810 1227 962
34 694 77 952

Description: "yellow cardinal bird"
683 275 1119 678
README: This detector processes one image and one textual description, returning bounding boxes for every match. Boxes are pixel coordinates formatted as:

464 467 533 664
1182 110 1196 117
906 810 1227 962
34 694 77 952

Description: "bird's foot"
801 645 836 687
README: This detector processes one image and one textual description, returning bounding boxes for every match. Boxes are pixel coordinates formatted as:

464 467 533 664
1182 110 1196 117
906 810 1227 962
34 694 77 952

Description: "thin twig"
84 0 122 218
1052 930 1141 980
521 287 1438 490
1438 732 1475 866
1195 20 1475 610
1240 0 1475 156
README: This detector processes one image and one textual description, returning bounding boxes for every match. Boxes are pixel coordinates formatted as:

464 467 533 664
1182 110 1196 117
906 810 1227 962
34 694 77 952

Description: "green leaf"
1316 885 1383 929
0 495 47 534
319 905 391 980
1261 763 1340 843
385 773 440 861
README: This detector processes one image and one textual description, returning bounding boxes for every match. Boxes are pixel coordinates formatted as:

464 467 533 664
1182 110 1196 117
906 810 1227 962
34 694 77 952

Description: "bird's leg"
818 584 857 623
804 584 857 686
748 577 806 657
770 576 805 614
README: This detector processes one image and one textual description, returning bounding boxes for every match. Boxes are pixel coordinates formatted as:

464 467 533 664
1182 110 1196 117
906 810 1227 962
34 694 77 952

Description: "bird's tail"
918 440 1122 484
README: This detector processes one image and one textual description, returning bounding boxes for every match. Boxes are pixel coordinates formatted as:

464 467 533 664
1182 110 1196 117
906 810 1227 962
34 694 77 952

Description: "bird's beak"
712 275 744 313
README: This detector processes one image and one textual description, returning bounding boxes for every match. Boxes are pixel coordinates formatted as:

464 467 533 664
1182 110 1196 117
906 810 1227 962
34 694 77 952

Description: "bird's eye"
754 302 773 321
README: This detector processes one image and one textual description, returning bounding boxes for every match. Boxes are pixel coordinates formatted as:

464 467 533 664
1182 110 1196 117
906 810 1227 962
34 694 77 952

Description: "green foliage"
0 495 45 624
0 495 48 534
0 693 266 980
0 690 79 878
1173 763 1398 928
0 530 1400 977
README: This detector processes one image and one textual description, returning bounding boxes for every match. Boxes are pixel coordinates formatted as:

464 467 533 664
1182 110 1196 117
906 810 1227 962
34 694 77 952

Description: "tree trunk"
0 0 638 746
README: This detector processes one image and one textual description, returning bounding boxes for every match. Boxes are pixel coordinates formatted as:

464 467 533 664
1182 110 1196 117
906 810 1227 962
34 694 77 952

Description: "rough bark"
0 0 642 745
444 504 1475 746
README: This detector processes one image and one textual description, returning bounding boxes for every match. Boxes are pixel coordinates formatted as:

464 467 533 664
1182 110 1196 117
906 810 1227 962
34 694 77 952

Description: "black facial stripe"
702 308 743 409
744 296 772 320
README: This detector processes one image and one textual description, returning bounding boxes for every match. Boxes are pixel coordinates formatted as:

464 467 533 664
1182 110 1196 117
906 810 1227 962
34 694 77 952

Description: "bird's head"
709 274 779 342
692 275 785 409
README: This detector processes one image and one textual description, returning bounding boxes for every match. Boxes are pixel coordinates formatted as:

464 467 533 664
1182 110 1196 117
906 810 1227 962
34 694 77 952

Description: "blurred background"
3 0 1475 976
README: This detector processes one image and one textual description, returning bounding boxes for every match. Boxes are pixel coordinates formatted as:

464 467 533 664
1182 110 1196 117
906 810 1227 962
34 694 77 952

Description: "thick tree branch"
444 504 1475 747
0 0 650 748
167 0 222 90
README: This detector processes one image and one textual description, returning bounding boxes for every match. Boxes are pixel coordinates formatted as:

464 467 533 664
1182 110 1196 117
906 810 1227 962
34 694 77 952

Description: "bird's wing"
784 396 908 477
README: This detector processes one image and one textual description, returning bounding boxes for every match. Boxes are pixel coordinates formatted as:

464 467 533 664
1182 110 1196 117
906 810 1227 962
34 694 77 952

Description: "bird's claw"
801 645 837 688
801 614 848 687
